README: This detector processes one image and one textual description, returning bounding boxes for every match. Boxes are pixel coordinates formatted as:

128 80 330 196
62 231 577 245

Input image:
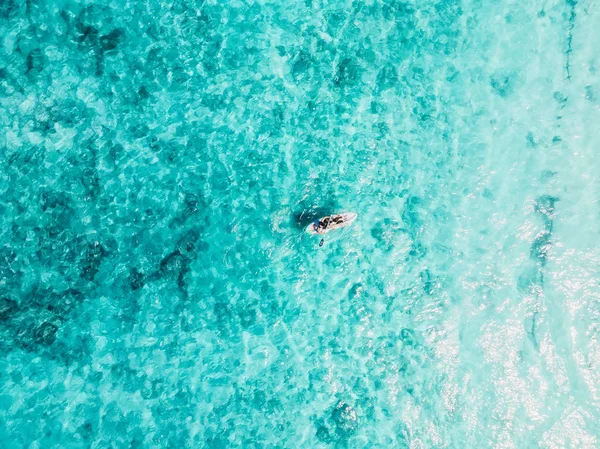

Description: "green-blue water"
1 0 600 447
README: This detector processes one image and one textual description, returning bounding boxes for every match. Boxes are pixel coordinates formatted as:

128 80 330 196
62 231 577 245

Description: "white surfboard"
305 212 358 235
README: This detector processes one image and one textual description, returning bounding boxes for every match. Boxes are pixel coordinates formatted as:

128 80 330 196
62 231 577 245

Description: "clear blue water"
1 0 600 447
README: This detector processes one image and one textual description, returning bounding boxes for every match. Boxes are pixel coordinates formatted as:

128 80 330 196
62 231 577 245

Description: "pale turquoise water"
1 0 600 448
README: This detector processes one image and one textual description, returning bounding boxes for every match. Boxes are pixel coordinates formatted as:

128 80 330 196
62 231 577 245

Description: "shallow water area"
1 0 600 448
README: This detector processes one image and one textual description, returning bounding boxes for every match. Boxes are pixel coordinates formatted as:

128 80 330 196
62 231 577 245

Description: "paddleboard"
305 212 358 235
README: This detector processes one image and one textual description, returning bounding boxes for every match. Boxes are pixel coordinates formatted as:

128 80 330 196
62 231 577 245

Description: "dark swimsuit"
314 219 328 233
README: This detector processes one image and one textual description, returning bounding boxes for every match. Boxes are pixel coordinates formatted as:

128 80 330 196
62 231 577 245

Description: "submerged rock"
331 400 358 436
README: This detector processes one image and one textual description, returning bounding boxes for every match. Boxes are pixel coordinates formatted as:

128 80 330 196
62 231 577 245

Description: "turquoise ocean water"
1 0 600 447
